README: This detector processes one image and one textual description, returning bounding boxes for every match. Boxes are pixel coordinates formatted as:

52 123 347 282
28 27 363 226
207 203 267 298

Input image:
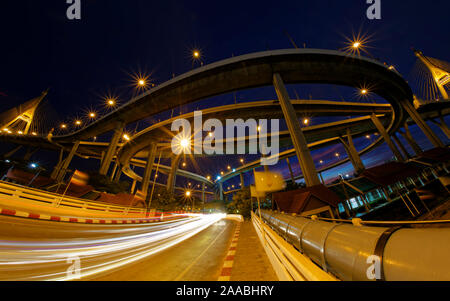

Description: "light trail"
0 213 225 281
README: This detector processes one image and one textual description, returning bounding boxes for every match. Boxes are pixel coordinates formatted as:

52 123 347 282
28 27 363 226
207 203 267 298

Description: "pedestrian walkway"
224 220 277 281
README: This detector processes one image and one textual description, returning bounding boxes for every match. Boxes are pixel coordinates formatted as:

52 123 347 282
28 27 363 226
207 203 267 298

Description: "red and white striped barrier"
218 222 241 281
0 207 189 225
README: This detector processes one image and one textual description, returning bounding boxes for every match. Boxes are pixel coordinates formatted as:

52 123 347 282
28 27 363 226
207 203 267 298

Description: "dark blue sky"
0 1 449 189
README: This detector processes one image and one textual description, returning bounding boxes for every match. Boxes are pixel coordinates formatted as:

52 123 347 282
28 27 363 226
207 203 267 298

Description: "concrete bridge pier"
240 173 245 188
286 158 296 183
339 128 365 175
141 144 157 199
218 182 224 201
99 121 125 176
400 123 423 156
166 155 181 193
4 145 22 159
400 99 445 148
55 141 80 182
392 134 411 160
371 114 405 162
273 73 321 187
431 115 450 139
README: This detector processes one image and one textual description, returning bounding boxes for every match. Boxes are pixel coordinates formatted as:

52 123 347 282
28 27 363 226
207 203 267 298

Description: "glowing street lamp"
123 134 131 141
89 112 97 119
75 120 82 126
107 98 116 106
303 118 310 126
353 42 361 49
193 50 201 59
185 191 191 197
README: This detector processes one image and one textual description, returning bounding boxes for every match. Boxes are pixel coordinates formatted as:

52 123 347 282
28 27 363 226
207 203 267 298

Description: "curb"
218 222 241 281
0 208 188 225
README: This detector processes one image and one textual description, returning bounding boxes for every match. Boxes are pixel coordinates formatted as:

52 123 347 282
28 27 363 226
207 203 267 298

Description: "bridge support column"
51 148 65 180
167 155 181 193
240 173 245 188
202 183 206 203
286 158 295 183
400 123 423 156
431 115 450 139
400 99 445 148
339 129 365 175
273 73 321 187
56 141 80 182
130 179 137 194
371 114 405 162
110 161 119 181
392 134 411 160
141 144 157 198
113 164 122 183
99 121 125 176
4 145 22 158
23 147 39 161
219 182 224 201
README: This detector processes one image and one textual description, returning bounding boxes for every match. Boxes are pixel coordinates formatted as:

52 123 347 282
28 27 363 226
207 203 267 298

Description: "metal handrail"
0 181 146 216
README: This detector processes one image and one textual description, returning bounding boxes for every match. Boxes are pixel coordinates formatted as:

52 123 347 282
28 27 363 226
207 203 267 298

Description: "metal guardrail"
251 211 338 281
0 181 146 218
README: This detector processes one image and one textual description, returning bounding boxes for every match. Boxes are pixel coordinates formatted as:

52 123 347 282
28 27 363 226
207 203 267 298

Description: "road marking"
173 220 229 281
218 222 241 281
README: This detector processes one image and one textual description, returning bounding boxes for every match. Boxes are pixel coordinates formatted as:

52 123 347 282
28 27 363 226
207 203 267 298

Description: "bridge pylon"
414 50 450 100
0 90 47 135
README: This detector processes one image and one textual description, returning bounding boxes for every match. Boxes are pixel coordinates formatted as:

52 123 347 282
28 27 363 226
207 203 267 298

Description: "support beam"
240 173 245 188
51 149 65 180
273 73 321 187
4 145 22 158
113 166 122 183
202 183 206 204
400 99 445 148
99 121 125 175
392 134 411 160
130 179 137 195
286 158 295 183
219 182 224 201
166 155 181 193
371 114 405 162
430 115 450 139
56 141 80 182
400 123 423 155
339 128 365 175
109 161 119 181
141 144 158 197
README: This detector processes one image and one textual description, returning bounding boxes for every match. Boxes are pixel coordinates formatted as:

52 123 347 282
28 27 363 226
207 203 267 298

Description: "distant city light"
303 118 310 125
61 124 67 129
216 176 221 181
32 132 37 136
30 163 38 169
17 131 23 135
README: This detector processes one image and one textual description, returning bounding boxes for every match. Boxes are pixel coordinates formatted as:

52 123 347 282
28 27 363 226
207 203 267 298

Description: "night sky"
0 1 449 190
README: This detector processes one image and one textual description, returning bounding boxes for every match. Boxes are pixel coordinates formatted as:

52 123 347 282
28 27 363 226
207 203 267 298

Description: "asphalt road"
91 219 235 281
0 214 233 281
